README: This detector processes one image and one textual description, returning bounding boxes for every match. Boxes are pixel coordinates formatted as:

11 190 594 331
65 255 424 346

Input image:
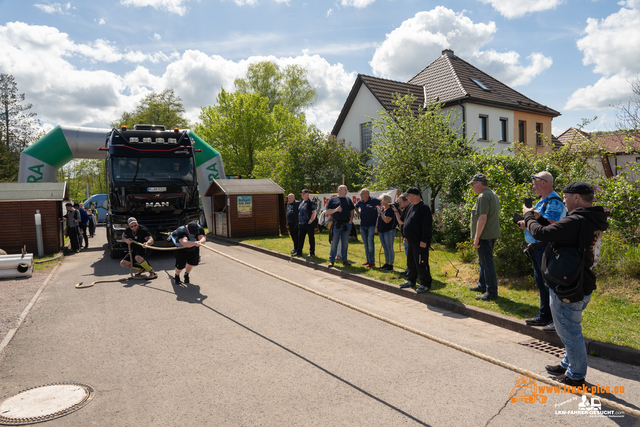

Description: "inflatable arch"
18 126 225 231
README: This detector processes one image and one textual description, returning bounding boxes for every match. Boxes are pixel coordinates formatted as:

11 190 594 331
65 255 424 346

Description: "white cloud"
97 18 106 25
478 0 564 19
326 8 333 17
370 7 551 86
230 0 259 5
341 0 376 8
34 2 73 15
153 33 161 41
0 22 355 133
120 0 190 16
566 2 640 110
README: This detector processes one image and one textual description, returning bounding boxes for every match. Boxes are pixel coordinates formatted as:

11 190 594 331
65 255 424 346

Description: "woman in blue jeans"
376 194 397 271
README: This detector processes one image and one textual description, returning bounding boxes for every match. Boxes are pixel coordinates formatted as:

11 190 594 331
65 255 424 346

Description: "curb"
207 234 640 367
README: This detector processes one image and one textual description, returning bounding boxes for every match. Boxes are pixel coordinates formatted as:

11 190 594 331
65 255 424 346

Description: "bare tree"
615 77 640 132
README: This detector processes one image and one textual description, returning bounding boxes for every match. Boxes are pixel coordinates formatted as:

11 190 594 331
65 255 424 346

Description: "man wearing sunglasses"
120 217 157 279
517 172 566 332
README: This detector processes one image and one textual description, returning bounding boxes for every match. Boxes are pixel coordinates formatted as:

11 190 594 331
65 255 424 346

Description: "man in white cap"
120 217 157 279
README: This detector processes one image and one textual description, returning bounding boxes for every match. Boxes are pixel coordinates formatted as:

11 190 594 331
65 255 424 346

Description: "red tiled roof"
556 127 640 154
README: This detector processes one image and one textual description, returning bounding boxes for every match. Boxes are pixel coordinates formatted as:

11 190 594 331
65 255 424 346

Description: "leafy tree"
0 74 42 181
368 93 474 211
112 88 191 130
253 126 367 194
196 90 276 177
57 159 107 203
234 61 316 116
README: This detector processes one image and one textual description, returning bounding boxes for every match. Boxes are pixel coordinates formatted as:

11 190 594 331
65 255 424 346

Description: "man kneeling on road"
120 217 157 279
170 221 206 285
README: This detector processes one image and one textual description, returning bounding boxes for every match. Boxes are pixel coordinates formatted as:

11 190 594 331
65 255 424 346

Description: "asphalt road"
0 232 639 426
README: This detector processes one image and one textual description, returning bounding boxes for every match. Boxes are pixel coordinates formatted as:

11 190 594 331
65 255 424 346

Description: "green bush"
456 240 477 263
433 203 469 247
595 230 640 278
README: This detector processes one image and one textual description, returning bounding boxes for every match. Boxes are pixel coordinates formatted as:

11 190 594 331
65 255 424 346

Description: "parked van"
84 194 108 223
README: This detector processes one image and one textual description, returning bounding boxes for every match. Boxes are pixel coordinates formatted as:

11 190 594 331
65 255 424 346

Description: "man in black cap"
120 217 157 279
170 221 206 285
468 173 501 301
399 187 433 293
524 181 608 387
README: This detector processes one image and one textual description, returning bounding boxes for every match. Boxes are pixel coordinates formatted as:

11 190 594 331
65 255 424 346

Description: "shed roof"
0 182 69 201
205 179 285 197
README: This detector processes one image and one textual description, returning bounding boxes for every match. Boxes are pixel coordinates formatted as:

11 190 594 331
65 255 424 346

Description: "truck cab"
105 124 201 258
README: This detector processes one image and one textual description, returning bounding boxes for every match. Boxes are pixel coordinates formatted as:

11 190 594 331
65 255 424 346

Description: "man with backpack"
60 202 80 253
517 171 566 332
524 181 608 386
296 189 317 258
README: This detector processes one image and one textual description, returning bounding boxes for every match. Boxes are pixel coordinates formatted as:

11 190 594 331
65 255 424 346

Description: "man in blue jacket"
355 188 380 267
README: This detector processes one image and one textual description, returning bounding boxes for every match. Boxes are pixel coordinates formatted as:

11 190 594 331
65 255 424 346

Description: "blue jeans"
550 289 591 380
360 225 375 264
476 239 498 297
379 229 396 265
531 244 552 322
330 222 352 263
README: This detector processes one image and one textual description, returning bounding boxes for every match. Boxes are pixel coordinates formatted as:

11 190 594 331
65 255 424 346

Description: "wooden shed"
204 179 286 238
0 182 69 255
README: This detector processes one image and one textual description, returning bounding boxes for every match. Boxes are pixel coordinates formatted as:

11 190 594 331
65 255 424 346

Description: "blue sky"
1 0 638 138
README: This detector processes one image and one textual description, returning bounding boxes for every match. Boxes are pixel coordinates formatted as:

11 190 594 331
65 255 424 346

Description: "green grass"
234 230 640 351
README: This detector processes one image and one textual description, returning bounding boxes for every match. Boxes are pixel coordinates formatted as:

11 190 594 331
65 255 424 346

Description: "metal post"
35 210 44 257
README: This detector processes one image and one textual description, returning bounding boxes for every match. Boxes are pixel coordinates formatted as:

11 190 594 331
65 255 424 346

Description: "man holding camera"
325 185 355 267
399 187 433 293
524 182 608 386
518 171 566 332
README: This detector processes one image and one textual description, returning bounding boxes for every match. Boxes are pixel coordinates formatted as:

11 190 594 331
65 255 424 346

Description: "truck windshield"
112 156 195 186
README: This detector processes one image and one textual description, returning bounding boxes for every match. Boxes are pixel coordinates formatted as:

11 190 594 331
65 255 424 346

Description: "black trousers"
287 222 298 250
297 224 315 255
79 223 89 247
68 226 80 252
88 220 96 237
406 241 432 287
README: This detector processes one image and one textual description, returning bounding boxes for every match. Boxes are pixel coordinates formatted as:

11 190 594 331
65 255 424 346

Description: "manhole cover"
0 382 95 425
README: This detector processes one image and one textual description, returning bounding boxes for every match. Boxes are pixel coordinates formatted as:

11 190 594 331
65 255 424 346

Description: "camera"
524 198 533 208
391 201 400 209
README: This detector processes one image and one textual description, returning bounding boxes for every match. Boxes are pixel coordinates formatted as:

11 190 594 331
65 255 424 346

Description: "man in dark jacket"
524 182 608 387
399 187 433 293
285 193 300 255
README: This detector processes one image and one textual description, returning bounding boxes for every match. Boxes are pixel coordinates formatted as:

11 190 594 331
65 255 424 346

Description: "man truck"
104 124 203 258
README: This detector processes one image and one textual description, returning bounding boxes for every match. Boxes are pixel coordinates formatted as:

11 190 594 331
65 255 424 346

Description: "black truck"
104 124 202 258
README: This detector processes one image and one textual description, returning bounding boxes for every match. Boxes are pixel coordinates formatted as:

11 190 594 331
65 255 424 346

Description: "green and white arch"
19 125 225 231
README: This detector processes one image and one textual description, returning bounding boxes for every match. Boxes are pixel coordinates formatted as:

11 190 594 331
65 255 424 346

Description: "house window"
360 122 372 152
500 118 508 142
536 123 543 146
479 115 488 141
518 121 526 144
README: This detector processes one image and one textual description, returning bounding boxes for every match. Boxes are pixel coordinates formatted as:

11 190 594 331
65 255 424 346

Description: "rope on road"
201 243 640 419
75 241 188 288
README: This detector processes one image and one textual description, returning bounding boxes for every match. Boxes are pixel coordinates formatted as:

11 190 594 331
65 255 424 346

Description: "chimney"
442 49 454 57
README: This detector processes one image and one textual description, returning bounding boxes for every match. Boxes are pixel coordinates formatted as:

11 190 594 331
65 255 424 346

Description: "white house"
331 49 561 155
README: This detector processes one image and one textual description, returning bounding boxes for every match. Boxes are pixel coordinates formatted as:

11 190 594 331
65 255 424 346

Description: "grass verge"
234 230 640 351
